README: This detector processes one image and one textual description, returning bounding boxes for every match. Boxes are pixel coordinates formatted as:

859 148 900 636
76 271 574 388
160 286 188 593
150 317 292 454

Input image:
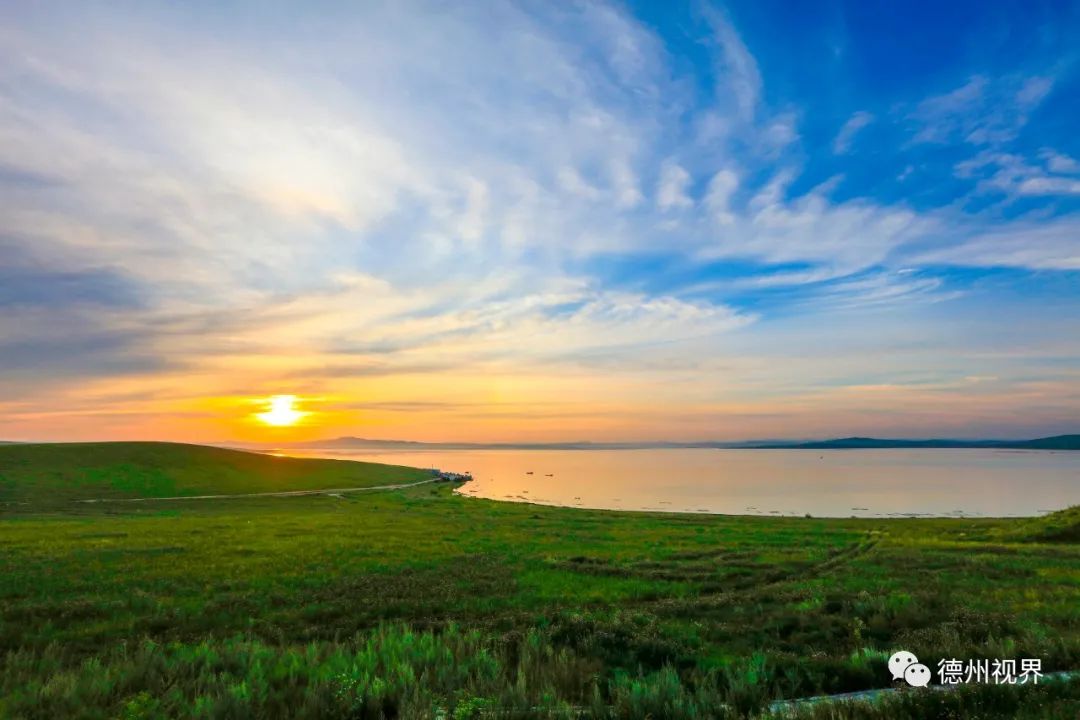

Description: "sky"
1 0 1078 443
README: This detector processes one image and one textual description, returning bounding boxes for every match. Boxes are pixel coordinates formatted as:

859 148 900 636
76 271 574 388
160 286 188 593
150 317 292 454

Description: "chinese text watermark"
889 651 1042 687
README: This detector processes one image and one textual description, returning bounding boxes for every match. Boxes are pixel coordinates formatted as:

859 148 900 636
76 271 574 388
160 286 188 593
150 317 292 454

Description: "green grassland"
0 443 1077 718
0 442 429 507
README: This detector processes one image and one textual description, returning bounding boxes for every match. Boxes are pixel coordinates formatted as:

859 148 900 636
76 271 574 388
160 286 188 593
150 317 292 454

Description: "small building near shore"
433 470 472 482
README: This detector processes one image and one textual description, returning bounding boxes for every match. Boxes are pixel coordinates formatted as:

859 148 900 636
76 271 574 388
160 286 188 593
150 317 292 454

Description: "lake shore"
276 446 1080 519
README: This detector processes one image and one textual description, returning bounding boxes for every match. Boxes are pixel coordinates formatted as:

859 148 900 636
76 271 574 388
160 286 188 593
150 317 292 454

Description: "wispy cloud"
913 219 1080 270
955 150 1080 197
833 111 873 154
657 160 694 210
702 5 763 121
909 74 1055 146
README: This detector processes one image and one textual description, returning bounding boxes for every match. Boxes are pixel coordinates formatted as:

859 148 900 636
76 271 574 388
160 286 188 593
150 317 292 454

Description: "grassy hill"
1009 505 1080 543
0 441 430 506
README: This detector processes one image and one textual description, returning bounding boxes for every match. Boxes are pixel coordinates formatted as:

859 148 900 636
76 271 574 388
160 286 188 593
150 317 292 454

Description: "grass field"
0 442 430 507
1 442 1077 718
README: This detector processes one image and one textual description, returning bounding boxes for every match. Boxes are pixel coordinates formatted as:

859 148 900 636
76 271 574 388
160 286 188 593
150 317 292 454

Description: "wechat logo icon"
890 650 931 687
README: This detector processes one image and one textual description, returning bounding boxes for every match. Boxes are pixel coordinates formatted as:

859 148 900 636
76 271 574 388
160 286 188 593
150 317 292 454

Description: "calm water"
278 448 1079 518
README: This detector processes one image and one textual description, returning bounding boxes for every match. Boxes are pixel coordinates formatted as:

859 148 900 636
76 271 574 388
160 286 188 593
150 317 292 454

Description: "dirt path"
75 478 440 503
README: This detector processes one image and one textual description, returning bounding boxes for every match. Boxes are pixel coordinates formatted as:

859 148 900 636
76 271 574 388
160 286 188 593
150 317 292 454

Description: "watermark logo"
904 662 932 687
937 657 1043 685
890 651 1042 687
888 650 919 682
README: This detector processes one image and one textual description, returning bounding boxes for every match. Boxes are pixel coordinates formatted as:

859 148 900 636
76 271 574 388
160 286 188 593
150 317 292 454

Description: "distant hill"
268 437 750 451
1018 435 1080 450
264 434 1080 451
760 435 1080 450
0 441 430 506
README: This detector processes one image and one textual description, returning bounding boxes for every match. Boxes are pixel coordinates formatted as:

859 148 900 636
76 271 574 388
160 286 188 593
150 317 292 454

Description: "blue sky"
0 0 1077 442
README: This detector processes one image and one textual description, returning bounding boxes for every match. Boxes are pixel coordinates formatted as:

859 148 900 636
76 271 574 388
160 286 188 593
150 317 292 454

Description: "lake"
277 448 1080 517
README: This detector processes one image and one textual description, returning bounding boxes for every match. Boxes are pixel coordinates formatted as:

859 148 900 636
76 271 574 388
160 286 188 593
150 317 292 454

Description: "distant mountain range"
263 434 1080 451
751 435 1080 450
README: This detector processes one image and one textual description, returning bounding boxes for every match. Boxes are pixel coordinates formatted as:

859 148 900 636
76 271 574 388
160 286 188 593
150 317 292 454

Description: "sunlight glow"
256 395 306 427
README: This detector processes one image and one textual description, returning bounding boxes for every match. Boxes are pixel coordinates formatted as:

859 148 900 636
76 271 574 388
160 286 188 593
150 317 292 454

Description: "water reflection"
277 448 1080 518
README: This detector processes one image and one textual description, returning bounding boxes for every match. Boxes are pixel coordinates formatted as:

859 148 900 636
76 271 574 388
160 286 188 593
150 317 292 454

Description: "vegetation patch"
0 443 1077 717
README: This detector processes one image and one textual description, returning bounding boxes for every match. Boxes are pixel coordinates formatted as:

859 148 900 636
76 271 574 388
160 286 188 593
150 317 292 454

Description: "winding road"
75 478 440 503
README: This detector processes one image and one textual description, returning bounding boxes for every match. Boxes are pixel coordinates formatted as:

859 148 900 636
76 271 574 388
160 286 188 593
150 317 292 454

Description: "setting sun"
256 395 306 427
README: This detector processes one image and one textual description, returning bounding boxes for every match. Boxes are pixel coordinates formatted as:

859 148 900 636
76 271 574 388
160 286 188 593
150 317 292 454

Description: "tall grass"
5 625 1074 718
3 625 726 719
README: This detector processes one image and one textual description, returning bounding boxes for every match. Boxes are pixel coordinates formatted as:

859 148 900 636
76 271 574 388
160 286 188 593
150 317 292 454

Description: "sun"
256 395 306 427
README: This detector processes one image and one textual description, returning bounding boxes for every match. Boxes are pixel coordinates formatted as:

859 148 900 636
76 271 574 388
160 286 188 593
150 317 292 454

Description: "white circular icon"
904 663 932 688
888 650 919 681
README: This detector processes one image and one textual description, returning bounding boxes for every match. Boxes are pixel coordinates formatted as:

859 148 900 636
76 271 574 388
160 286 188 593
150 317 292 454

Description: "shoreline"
452 483 1065 521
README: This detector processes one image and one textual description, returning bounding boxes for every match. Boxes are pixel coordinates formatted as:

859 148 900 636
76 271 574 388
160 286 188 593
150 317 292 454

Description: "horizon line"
3 432 1078 447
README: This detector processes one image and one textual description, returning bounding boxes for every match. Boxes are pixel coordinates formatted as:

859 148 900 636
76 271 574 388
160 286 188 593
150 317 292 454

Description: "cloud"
702 6 762 120
912 217 1080 270
557 166 603 201
1016 76 1054 107
833 111 873 154
699 171 929 275
1015 176 1080 195
1041 149 1080 174
0 1 1077 441
910 74 1055 146
807 271 960 310
0 0 912 308
657 160 693 210
0 300 176 386
0 239 143 309
0 330 170 377
911 76 989 143
456 177 490 246
955 150 1080 197
705 169 739 225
